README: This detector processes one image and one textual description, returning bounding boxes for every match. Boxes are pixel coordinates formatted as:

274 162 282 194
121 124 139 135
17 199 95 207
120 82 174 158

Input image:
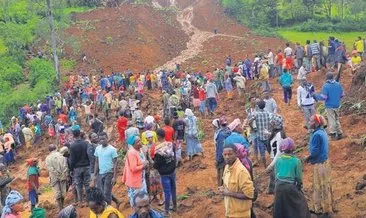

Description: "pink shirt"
122 148 144 188
5 213 21 218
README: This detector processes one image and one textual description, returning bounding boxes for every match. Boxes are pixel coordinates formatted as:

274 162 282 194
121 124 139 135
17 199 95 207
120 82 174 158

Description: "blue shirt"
308 128 328 164
215 127 231 164
316 80 344 108
94 145 118 174
279 73 293 88
224 132 249 149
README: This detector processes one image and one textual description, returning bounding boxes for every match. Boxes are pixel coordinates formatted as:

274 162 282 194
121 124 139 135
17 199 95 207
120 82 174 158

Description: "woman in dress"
122 135 148 207
184 109 204 160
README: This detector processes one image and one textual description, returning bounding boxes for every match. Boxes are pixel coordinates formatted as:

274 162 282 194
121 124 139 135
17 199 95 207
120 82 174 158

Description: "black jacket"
69 139 90 170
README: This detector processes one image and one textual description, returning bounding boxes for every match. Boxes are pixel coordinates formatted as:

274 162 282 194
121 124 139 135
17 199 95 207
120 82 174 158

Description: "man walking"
297 79 316 131
215 117 231 186
69 125 90 206
311 40 321 70
91 132 118 205
315 73 344 140
295 42 305 70
45 144 69 210
205 78 219 117
249 100 271 167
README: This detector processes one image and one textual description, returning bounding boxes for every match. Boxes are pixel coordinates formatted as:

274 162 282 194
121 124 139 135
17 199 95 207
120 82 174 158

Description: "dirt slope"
66 5 189 74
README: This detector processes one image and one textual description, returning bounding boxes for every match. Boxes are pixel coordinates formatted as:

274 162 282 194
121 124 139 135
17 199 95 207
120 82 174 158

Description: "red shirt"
276 53 284 65
163 126 175 142
199 89 206 101
58 114 68 124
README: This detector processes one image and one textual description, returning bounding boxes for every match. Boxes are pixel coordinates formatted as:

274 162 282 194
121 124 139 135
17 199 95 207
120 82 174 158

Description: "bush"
60 59 76 71
28 58 56 88
0 56 23 85
293 19 366 32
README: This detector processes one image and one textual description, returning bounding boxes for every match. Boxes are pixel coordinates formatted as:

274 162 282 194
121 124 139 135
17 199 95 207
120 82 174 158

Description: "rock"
355 180 366 191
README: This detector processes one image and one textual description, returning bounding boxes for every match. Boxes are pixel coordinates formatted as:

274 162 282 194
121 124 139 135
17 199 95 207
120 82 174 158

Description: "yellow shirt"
355 40 364 53
223 159 254 218
351 56 362 65
89 205 124 218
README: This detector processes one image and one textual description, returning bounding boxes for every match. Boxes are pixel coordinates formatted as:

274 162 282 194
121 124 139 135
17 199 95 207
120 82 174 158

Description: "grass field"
278 30 365 49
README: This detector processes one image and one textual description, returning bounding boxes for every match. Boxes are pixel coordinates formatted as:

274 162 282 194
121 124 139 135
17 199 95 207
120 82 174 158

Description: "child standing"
26 158 39 210
279 69 294 105
198 86 206 117
224 74 233 100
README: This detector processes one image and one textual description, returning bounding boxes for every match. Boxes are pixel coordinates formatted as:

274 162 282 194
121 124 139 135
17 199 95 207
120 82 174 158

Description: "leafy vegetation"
0 0 91 125
278 30 364 49
220 0 366 33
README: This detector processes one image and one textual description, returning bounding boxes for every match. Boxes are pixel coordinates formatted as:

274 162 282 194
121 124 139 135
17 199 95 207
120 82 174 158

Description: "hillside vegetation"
220 0 366 33
0 0 90 125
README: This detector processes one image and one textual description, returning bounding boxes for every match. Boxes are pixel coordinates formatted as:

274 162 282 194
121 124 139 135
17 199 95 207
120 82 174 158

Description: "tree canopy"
220 0 366 32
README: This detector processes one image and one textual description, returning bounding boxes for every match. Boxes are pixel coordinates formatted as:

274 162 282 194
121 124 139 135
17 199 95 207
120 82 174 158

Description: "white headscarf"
184 109 194 117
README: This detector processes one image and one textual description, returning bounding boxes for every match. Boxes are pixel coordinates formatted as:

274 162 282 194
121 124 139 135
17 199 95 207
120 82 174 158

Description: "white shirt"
297 66 307 80
284 47 293 57
267 52 274 65
297 85 315 107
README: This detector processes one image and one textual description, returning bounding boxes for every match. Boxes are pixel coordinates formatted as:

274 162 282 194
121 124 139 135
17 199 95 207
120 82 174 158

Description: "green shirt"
274 154 302 183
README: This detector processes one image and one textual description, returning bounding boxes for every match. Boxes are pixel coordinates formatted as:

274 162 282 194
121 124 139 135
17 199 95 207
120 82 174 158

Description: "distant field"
278 30 365 50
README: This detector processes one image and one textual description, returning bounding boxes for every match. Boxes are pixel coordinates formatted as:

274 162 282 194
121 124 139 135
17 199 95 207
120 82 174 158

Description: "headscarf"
184 108 194 117
127 135 140 147
58 205 77 218
228 119 241 131
279 137 295 153
233 143 251 172
313 114 326 127
1 190 23 218
26 158 38 166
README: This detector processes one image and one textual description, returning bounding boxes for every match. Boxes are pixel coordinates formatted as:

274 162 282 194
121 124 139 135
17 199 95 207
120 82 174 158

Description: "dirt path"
154 2 250 72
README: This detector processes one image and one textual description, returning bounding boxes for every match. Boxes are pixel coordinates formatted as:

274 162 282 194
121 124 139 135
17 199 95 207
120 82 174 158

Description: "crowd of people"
0 34 362 218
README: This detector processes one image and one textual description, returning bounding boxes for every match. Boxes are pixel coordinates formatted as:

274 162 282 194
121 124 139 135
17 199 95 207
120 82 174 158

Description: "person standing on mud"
205 77 219 117
153 129 177 217
219 143 254 218
273 138 311 218
45 144 69 210
91 132 118 206
69 125 90 207
249 100 271 167
297 79 316 131
314 72 344 140
305 114 334 217
215 117 231 186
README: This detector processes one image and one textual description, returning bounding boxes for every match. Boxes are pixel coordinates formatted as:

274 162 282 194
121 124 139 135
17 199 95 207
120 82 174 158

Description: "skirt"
273 182 310 218
149 169 162 196
185 134 203 156
312 161 334 214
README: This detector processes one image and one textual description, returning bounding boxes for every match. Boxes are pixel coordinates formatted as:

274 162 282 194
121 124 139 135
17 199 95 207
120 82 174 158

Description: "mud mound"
342 62 366 115
66 5 189 73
